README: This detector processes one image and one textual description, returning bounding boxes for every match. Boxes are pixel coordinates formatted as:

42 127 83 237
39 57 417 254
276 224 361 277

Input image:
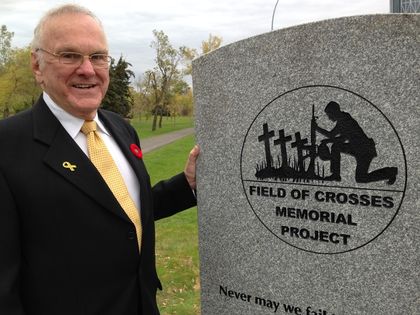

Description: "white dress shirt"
43 92 141 211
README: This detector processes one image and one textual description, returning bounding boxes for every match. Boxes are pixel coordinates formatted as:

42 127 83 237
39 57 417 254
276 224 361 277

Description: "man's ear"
31 51 43 85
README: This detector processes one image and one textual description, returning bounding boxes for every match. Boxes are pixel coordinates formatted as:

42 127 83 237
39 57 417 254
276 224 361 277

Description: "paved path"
140 128 195 153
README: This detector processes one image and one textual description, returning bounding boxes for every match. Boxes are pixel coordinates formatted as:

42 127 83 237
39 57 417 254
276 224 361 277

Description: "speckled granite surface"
193 14 419 315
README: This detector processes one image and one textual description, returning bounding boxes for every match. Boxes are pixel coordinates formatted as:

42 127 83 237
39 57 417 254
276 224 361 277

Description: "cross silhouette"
274 129 292 168
258 123 275 169
291 132 308 172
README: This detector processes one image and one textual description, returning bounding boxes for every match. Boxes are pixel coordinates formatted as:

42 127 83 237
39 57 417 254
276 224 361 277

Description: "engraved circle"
240 85 407 254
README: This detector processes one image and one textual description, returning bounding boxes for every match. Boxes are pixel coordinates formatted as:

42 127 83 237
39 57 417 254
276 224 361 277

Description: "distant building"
390 0 420 12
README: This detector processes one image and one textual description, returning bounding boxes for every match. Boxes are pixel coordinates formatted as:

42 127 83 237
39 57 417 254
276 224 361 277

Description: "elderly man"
0 4 199 315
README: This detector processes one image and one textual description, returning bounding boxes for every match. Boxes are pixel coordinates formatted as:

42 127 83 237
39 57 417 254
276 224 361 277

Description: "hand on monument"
184 145 200 190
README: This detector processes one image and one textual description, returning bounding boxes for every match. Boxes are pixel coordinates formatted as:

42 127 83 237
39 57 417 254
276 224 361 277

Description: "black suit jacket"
0 97 196 315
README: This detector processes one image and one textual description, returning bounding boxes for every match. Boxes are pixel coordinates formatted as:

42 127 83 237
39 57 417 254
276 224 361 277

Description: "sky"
0 0 390 79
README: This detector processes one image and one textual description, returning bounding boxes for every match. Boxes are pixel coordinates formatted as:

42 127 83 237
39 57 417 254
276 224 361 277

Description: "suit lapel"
32 98 131 223
99 111 152 224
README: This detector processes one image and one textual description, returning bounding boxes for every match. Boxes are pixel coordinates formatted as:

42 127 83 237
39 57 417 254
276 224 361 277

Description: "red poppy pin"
130 143 143 159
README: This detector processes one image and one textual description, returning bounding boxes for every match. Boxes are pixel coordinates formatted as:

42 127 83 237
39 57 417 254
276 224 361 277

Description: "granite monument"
193 14 419 314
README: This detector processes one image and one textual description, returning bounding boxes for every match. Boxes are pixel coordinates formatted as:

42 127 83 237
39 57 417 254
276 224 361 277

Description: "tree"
147 30 182 131
102 56 135 118
181 34 223 75
201 33 223 54
0 25 14 70
172 89 193 116
171 79 193 116
134 32 220 130
132 74 155 120
0 46 41 117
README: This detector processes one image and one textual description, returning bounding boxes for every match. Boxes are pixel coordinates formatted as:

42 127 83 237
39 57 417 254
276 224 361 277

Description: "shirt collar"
43 92 110 138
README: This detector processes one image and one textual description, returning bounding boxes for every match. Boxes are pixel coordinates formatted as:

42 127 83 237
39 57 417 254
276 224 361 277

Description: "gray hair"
31 4 105 50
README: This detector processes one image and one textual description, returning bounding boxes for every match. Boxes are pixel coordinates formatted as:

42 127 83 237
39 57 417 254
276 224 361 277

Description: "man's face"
32 13 109 120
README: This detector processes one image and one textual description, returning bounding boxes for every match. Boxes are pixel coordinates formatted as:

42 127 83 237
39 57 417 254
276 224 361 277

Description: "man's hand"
184 145 200 190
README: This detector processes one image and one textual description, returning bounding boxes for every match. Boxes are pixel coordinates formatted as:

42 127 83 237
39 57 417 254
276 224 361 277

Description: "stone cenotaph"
193 14 419 315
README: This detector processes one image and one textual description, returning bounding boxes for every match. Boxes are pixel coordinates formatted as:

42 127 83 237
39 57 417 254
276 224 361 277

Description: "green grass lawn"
143 134 200 315
132 116 194 139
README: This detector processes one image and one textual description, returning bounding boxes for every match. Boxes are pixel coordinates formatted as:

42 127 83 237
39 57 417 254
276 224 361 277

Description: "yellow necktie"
81 120 142 251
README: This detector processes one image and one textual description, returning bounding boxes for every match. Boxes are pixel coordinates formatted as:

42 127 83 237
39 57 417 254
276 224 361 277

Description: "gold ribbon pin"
62 161 77 172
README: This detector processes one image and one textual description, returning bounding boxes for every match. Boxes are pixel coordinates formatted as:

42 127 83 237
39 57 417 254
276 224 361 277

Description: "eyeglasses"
35 48 112 68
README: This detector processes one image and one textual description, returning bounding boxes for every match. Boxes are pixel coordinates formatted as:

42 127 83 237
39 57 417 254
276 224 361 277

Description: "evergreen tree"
102 56 134 118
